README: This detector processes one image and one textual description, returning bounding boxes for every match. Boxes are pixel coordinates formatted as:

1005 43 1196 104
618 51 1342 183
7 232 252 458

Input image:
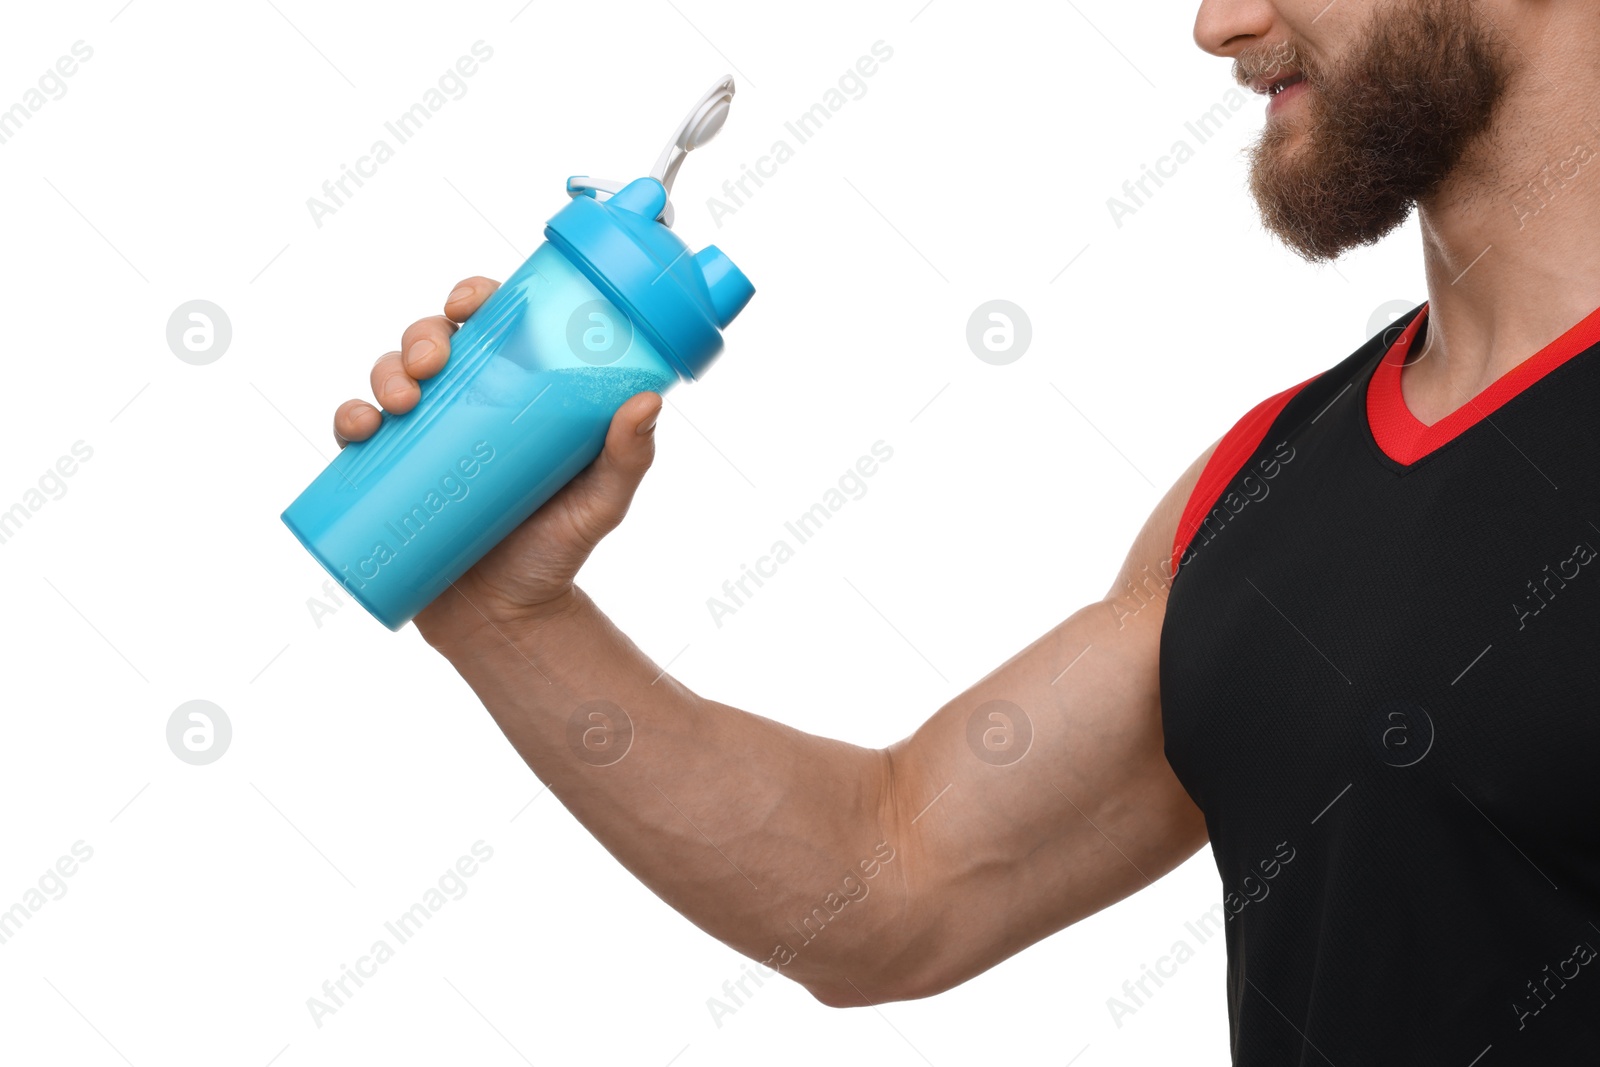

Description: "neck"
1404 10 1600 424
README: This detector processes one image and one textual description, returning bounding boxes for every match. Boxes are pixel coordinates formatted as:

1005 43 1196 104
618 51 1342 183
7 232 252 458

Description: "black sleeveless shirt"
1159 300 1600 1065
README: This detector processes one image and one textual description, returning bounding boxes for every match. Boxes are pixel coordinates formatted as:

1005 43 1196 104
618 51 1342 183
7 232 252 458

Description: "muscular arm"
424 438 1219 1006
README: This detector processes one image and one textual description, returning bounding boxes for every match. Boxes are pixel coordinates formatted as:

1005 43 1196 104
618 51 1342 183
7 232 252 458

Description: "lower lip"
1267 79 1309 117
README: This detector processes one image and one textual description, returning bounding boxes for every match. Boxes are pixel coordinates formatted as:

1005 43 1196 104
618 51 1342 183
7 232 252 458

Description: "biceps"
885 599 1202 965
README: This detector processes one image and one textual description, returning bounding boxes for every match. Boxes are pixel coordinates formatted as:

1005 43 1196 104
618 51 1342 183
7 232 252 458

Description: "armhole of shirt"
1169 374 1322 577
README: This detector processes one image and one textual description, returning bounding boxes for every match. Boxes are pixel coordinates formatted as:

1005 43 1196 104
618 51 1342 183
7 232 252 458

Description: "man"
329 0 1600 1061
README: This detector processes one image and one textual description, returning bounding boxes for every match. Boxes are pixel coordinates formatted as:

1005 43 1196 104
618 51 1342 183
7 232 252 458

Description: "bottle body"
282 242 681 630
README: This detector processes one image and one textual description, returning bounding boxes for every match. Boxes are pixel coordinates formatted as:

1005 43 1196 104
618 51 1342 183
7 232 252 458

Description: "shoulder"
1166 304 1422 576
1167 376 1318 576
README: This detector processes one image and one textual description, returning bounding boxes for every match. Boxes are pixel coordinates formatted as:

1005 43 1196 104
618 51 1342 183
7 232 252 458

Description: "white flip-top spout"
567 74 736 229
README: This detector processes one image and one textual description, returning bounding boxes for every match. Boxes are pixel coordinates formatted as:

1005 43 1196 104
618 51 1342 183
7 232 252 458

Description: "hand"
331 276 664 642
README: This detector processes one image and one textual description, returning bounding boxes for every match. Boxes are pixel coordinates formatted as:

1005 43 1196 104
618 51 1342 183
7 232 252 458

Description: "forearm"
426 584 911 997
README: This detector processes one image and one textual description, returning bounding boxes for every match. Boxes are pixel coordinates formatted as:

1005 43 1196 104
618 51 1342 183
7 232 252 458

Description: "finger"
566 392 664 542
399 315 457 382
629 391 663 437
598 389 665 504
334 398 382 448
443 276 501 323
369 350 419 415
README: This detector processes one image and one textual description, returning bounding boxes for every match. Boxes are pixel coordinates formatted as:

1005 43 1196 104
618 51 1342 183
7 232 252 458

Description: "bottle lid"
549 76 753 381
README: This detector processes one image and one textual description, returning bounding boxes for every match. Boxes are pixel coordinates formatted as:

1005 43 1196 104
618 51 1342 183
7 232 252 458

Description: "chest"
1158 364 1600 853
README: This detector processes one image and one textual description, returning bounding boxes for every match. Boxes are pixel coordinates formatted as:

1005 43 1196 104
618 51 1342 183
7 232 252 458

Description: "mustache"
1234 39 1304 88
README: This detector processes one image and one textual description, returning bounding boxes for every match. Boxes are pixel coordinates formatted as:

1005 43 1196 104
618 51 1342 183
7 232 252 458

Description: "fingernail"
405 338 435 369
637 414 658 436
447 285 474 305
384 374 410 400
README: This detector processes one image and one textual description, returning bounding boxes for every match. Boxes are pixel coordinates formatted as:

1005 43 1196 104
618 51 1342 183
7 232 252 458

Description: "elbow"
801 750 960 1009
805 981 871 1009
800 964 952 1009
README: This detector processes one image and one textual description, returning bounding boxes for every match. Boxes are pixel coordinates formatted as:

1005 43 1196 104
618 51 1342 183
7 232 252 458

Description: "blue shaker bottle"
281 76 754 630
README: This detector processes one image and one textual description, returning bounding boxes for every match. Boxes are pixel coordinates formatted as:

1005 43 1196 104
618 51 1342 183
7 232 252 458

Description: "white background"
0 1 1423 1064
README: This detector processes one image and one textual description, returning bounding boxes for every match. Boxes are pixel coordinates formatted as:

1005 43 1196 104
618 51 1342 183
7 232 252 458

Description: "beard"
1238 0 1514 263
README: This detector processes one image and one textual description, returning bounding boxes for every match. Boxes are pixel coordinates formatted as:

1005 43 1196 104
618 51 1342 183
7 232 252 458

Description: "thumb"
566 390 663 540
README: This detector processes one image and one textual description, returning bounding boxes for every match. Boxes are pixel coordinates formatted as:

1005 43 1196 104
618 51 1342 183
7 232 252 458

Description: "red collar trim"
1367 302 1600 465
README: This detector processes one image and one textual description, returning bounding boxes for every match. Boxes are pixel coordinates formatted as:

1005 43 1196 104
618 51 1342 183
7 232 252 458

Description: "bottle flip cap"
567 74 735 227
549 75 754 381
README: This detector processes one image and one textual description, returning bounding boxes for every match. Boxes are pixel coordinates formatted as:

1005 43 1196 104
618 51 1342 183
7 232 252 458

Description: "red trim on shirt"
1367 301 1600 465
1171 375 1320 577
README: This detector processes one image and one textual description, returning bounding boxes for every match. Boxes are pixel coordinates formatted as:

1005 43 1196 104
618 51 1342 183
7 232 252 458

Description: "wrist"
415 583 586 659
